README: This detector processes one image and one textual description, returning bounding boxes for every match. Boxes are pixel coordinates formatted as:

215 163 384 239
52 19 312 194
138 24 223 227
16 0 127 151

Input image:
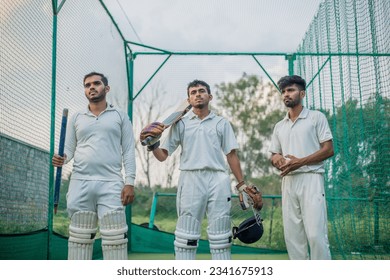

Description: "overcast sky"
107 0 324 53
102 0 324 106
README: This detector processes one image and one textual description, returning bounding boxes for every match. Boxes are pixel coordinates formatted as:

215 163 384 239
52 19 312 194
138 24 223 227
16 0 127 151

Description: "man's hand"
279 155 302 176
52 154 67 167
236 181 263 211
271 153 287 170
140 122 165 142
121 185 135 206
244 185 263 210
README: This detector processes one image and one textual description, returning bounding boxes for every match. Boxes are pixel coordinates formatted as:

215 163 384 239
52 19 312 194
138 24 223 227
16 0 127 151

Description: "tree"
133 83 180 188
214 73 285 182
327 95 390 201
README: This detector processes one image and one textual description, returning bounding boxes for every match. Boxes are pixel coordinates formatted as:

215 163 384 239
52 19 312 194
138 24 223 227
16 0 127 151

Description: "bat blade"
161 104 192 127
141 100 191 146
54 108 68 214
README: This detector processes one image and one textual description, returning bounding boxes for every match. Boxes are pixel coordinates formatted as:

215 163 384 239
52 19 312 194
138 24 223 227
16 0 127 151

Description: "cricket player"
269 75 334 260
52 72 136 260
140 80 261 260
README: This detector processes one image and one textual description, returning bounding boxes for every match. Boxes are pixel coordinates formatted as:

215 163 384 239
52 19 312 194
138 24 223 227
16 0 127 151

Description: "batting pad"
68 211 98 260
208 216 232 260
174 215 201 260
99 210 128 260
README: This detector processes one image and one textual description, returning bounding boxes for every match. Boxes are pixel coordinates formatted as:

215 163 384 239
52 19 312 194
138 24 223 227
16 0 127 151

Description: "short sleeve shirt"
161 110 239 172
269 107 333 174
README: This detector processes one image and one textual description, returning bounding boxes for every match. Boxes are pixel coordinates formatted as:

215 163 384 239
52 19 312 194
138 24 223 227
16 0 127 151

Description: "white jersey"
161 110 239 172
64 104 136 185
269 107 333 174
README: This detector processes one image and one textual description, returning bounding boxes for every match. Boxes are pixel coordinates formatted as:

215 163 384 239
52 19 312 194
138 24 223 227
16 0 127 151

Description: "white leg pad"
208 216 232 260
174 215 201 260
100 210 128 260
68 211 98 260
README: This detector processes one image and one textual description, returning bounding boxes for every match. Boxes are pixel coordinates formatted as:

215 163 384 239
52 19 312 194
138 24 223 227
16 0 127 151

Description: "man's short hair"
187 80 211 95
277 75 306 91
83 72 108 86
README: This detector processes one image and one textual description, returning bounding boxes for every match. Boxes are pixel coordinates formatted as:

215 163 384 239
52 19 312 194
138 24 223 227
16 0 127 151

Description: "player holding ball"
269 75 334 260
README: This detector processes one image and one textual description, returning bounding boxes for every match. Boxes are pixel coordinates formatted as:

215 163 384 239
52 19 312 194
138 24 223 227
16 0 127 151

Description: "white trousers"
282 173 331 260
176 170 231 222
67 179 125 219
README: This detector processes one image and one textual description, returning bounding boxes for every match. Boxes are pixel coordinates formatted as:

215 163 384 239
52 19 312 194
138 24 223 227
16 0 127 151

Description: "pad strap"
174 215 201 249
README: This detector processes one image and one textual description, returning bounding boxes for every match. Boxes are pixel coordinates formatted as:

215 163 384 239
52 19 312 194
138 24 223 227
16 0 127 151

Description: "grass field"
128 253 289 260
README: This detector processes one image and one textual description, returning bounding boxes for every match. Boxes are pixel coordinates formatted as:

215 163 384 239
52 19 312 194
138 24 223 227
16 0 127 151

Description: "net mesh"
294 0 389 259
0 0 388 260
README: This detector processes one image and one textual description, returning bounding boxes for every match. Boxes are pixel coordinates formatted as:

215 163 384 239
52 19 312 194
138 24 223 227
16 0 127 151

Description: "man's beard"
284 96 300 108
89 92 106 103
194 103 206 109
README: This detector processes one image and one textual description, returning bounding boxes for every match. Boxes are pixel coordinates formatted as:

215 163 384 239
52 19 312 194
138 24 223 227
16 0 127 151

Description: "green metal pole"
368 0 381 246
286 54 296 76
133 54 172 101
149 193 159 229
127 47 134 121
148 193 177 229
48 0 58 260
125 44 134 251
251 55 279 91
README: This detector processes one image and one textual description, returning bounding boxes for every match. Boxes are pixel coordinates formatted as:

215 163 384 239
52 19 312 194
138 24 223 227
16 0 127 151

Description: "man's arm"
226 149 244 183
280 140 334 176
63 113 77 164
227 149 263 210
152 148 169 162
121 114 136 186
121 114 137 205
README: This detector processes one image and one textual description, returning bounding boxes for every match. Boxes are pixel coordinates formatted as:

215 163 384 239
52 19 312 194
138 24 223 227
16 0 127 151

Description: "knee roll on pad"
208 216 232 250
69 211 98 243
174 215 201 249
100 210 128 260
68 211 98 260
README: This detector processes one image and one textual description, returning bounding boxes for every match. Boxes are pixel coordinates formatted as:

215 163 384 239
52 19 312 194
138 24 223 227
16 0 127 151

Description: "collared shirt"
64 104 136 185
269 107 333 174
161 110 239 172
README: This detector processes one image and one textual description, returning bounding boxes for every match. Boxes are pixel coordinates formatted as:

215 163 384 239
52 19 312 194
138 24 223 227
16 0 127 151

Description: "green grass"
127 253 289 260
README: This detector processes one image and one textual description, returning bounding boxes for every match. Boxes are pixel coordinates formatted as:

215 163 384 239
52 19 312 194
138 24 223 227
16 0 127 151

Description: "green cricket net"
0 0 388 260
293 0 389 260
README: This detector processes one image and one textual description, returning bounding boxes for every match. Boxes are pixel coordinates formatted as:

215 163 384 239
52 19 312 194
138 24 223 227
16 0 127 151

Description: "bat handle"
54 108 68 214
141 136 153 146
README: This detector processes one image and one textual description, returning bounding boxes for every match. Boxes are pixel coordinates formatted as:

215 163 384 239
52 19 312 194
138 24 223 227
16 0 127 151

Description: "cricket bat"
141 100 192 146
54 108 68 214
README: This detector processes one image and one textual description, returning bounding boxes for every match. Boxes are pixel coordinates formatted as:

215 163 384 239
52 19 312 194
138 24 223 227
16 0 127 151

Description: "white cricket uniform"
269 107 332 260
64 104 136 219
161 110 239 227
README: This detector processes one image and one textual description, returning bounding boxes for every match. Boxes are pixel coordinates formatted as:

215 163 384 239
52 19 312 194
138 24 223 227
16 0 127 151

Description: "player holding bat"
140 79 262 260
52 72 136 260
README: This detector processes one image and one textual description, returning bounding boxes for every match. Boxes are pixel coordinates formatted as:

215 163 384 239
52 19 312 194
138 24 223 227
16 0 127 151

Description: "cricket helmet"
232 216 263 244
